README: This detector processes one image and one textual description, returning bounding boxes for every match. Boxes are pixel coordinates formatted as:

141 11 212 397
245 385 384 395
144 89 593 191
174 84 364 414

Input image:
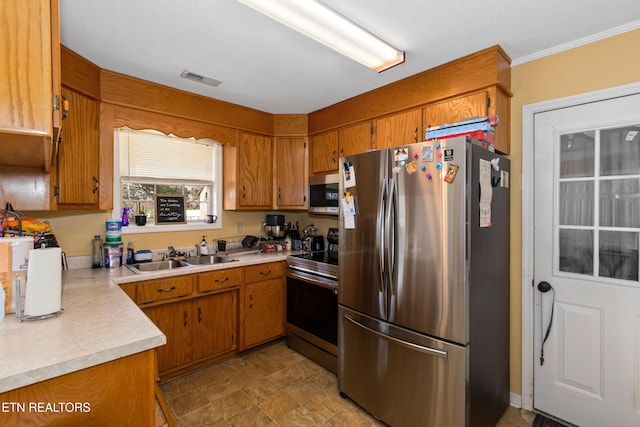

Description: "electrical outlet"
236 222 243 234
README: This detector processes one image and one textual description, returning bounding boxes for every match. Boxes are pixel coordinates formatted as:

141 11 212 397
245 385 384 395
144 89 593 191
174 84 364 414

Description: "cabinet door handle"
414 127 418 142
242 185 246 199
183 310 188 327
259 270 271 276
278 187 281 200
214 277 229 283
198 307 202 323
92 176 99 194
249 294 253 309
156 286 176 293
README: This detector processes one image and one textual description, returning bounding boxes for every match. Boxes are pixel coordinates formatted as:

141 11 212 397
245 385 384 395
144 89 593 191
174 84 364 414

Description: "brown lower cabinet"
126 261 285 381
242 278 285 350
143 299 195 374
241 262 286 350
144 290 239 374
0 350 156 426
192 291 237 360
141 285 239 379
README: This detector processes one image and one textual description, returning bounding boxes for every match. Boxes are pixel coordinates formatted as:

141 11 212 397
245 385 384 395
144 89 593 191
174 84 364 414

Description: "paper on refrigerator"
342 195 356 229
479 158 493 227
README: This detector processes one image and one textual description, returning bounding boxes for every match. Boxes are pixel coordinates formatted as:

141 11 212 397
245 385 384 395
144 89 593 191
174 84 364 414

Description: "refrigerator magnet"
343 162 356 188
405 161 417 174
394 148 409 162
444 164 459 184
421 145 434 162
444 148 454 161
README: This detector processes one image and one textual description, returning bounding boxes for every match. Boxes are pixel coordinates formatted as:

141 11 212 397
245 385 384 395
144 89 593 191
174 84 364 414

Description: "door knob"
538 281 552 292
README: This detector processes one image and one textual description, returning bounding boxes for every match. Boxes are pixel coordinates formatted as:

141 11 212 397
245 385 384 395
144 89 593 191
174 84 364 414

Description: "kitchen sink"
184 255 238 266
125 259 191 274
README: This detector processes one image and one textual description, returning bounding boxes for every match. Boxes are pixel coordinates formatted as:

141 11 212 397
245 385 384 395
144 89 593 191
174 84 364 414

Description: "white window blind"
118 128 215 181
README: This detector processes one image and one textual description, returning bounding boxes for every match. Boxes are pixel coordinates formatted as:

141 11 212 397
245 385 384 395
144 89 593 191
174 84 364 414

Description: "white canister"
103 244 123 268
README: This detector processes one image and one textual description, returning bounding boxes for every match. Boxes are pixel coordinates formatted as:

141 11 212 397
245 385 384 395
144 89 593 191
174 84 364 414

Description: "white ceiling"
60 0 640 114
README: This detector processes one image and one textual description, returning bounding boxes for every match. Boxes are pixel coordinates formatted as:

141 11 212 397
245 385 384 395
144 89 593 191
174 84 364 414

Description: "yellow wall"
509 28 640 395
27 209 337 256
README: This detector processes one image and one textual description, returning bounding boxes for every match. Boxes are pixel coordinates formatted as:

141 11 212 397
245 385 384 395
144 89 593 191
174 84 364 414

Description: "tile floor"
160 339 534 426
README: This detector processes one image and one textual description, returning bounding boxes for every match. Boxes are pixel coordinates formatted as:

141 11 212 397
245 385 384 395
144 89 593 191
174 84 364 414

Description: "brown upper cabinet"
0 0 61 172
424 88 509 153
310 131 338 174
224 132 273 210
422 91 488 129
339 122 373 158
308 46 511 158
55 87 103 209
311 122 372 174
274 137 308 210
374 109 422 150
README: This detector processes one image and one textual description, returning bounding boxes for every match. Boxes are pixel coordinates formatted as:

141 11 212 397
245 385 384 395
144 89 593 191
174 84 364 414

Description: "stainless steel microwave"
308 174 340 215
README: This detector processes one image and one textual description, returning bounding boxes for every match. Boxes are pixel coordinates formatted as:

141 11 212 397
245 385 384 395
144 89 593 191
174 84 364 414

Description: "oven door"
286 269 338 353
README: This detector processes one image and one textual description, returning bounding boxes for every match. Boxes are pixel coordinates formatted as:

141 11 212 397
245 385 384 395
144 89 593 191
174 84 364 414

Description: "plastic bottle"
92 235 103 268
126 240 135 265
200 236 209 256
121 207 130 226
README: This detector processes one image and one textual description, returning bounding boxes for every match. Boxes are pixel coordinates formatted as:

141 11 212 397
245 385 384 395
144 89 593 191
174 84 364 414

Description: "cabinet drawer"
244 262 284 283
136 276 194 305
198 268 243 293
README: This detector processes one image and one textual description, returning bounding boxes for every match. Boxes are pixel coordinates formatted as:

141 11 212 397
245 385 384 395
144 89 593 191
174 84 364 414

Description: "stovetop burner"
291 251 338 266
287 250 338 283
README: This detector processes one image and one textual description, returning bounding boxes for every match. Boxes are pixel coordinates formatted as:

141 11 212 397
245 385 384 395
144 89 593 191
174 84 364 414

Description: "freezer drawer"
338 306 467 427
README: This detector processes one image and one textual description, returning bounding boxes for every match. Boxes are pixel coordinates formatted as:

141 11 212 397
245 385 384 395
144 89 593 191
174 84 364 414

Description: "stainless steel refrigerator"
338 136 510 427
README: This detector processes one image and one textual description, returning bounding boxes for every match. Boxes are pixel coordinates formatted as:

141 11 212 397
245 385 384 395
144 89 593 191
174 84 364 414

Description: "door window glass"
559 132 594 178
557 125 640 283
558 229 593 274
559 182 593 226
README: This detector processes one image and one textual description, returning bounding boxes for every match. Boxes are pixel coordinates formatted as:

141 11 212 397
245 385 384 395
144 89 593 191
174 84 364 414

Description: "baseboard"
510 392 523 408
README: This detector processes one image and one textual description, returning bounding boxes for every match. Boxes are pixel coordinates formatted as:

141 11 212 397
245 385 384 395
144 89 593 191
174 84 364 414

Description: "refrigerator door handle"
387 179 398 296
344 315 448 359
377 179 387 293
385 178 396 296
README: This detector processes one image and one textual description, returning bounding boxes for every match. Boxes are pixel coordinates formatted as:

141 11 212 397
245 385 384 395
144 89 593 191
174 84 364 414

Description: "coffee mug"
205 214 217 223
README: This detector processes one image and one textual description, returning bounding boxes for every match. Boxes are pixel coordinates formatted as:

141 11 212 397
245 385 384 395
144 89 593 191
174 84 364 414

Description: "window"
114 128 222 232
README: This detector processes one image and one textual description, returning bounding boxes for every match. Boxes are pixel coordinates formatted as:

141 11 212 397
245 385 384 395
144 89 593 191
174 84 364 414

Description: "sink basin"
126 259 190 274
184 255 237 266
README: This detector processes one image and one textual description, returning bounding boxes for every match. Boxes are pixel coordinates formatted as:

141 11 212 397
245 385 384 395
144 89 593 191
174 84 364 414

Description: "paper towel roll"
24 248 62 317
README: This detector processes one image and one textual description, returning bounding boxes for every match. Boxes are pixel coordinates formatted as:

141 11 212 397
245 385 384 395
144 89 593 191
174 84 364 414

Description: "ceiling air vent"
180 70 223 87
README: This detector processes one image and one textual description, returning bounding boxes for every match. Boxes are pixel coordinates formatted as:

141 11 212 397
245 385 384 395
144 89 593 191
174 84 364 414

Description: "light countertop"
0 250 292 393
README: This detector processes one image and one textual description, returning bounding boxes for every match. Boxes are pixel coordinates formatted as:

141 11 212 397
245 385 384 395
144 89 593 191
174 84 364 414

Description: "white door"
534 93 640 426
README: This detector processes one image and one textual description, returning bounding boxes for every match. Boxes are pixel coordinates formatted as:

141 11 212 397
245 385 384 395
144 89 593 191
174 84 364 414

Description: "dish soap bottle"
200 236 209 256
126 240 135 265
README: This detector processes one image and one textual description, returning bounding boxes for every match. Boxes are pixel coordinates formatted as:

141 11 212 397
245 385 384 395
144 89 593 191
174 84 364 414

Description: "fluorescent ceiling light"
237 0 405 72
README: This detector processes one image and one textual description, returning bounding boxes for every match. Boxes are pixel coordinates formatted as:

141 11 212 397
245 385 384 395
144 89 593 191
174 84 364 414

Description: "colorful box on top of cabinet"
0 237 33 314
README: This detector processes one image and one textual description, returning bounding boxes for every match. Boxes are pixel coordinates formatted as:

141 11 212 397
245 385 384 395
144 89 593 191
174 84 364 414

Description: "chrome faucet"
168 246 178 258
